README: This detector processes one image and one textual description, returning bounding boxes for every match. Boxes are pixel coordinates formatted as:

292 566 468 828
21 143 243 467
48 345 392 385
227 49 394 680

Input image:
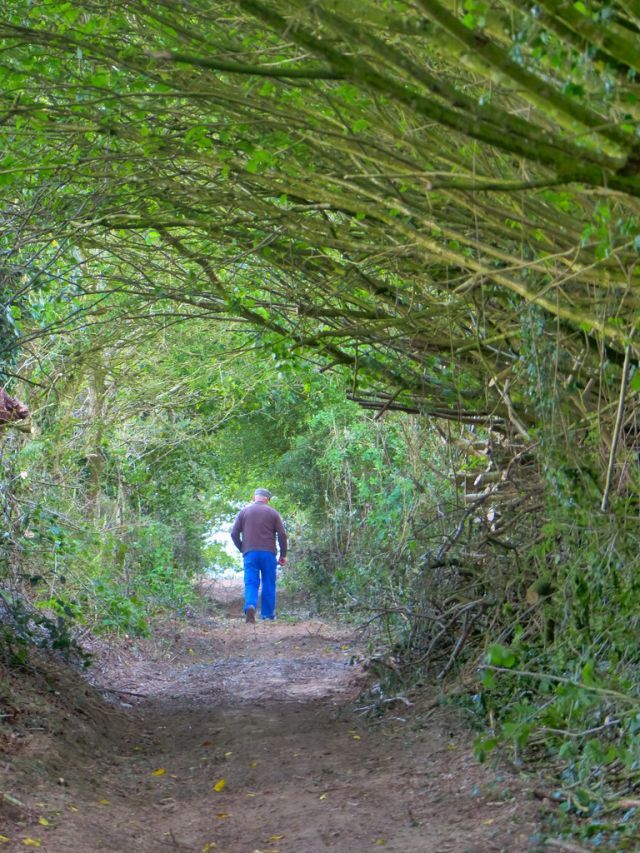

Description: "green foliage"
128 521 194 610
0 319 272 644
89 581 149 637
276 402 454 636
471 483 640 847
0 590 89 667
2 0 639 430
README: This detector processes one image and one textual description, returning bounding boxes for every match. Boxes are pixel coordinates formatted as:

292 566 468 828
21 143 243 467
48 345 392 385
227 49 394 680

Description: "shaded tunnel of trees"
3 2 640 845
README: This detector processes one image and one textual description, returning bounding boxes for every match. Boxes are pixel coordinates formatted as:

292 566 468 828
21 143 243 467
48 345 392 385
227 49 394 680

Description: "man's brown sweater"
231 501 287 557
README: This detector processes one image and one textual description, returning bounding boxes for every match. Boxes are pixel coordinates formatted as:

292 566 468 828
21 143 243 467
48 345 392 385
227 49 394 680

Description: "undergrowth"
473 493 640 850
284 402 640 848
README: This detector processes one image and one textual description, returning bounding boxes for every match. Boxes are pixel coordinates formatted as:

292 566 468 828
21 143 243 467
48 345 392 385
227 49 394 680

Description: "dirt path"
2 580 545 852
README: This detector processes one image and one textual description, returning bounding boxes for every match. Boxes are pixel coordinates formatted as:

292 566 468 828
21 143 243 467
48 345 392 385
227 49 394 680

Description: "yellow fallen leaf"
212 779 226 792
341 645 349 650
270 835 285 841
21 840 41 848
69 806 78 812
250 761 258 768
98 799 110 805
352 734 361 740
375 841 386 847
224 751 233 758
188 648 194 655
152 768 167 776
246 792 257 798
482 818 494 826
216 812 232 819
319 794 327 801
0 837 10 844
37 818 49 827
202 843 217 852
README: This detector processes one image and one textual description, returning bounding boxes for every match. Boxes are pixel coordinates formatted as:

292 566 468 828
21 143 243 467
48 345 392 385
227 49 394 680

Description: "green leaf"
581 660 597 686
351 119 369 134
259 81 276 97
486 643 516 668
474 736 498 763
246 149 275 173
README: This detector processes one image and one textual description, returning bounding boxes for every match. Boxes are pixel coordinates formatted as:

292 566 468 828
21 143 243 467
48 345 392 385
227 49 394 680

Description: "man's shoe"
245 605 256 624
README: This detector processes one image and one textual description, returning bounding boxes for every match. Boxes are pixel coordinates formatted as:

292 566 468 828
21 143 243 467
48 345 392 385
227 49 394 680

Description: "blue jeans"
243 550 277 620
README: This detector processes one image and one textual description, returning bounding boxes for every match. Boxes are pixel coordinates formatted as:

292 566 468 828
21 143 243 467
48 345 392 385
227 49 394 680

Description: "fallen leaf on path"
0 836 10 844
319 794 327 801
250 761 258 768
341 645 350 650
212 779 226 792
224 751 233 758
37 818 49 827
21 840 41 848
69 806 78 812
202 843 217 851
482 818 494 826
375 840 386 846
352 735 361 740
98 799 110 805
216 812 232 819
246 792 258 798
152 768 167 776
270 835 285 841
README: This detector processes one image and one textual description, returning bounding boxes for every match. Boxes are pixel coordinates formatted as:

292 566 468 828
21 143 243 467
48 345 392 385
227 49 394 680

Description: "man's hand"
278 556 287 566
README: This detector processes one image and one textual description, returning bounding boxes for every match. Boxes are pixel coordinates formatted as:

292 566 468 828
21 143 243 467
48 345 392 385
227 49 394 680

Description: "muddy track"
2 580 545 851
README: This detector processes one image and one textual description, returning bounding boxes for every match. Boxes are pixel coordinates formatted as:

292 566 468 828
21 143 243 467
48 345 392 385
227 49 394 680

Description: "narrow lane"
6 580 543 852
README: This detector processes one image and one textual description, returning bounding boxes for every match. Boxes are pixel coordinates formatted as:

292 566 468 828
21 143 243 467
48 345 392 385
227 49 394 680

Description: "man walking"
231 488 287 623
